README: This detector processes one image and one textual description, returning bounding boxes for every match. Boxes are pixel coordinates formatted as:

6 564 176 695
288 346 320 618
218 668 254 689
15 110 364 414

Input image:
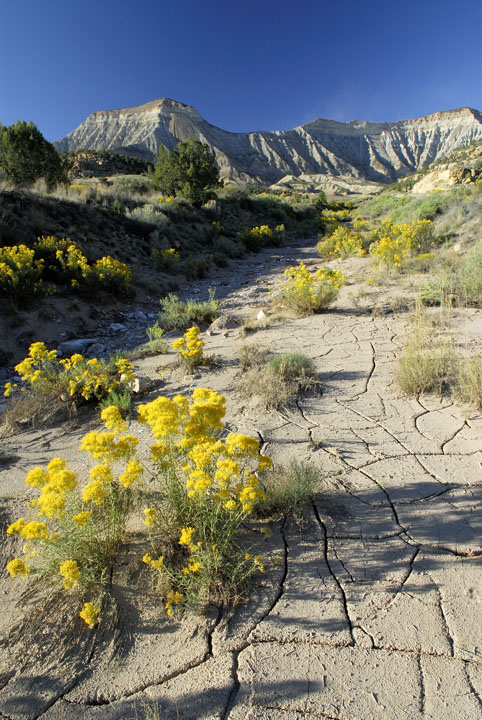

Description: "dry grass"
397 303 457 396
456 354 482 409
238 346 320 409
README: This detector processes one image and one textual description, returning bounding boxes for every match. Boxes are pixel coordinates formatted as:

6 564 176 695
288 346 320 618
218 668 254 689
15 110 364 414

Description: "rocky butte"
55 98 482 185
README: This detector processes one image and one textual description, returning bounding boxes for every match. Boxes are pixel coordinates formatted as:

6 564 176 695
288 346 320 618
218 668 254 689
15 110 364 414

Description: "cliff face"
55 99 482 184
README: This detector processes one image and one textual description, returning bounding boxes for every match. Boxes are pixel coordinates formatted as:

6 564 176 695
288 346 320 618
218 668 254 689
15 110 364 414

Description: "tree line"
0 120 221 206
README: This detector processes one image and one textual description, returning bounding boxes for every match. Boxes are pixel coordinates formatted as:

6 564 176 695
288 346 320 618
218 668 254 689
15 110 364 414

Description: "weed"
257 461 320 521
239 347 319 409
151 247 180 272
158 290 219 330
5 406 142 624
456 354 482 409
146 322 169 355
98 389 132 418
3 342 135 419
396 305 457 396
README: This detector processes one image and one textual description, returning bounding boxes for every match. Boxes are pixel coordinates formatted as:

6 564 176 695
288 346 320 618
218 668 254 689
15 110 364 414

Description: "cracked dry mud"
1 245 481 719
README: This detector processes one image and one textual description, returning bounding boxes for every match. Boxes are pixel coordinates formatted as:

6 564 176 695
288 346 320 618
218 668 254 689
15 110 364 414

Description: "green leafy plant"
151 139 222 207
256 461 320 521
158 290 219 330
0 120 67 189
146 321 169 355
239 347 319 409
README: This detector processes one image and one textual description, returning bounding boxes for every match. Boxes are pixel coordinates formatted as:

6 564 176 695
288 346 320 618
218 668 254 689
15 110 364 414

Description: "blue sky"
1 0 482 142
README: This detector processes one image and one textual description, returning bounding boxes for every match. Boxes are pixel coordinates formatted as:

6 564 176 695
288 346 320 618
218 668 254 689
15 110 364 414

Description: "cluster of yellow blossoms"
138 388 272 610
272 261 347 315
6 387 272 622
4 341 135 404
172 326 205 368
0 236 133 304
0 245 44 301
317 226 366 259
369 219 434 270
5 405 141 626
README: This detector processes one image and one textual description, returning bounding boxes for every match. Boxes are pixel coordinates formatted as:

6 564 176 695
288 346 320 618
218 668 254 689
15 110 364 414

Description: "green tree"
151 138 221 207
0 121 67 190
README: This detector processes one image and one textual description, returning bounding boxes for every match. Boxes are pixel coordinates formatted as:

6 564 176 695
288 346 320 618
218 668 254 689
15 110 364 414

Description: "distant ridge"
55 100 482 185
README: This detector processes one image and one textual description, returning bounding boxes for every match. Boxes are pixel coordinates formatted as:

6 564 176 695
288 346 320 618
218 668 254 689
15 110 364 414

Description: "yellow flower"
118 459 143 488
179 527 195 547
35 490 66 519
6 558 30 577
224 499 237 511
82 480 106 505
59 560 80 589
100 405 127 433
79 602 100 627
25 467 48 488
143 508 157 527
73 511 92 527
19 521 49 540
6 518 26 536
89 464 113 484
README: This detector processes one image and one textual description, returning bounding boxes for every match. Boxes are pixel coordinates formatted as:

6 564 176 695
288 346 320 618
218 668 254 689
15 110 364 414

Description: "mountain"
55 99 482 185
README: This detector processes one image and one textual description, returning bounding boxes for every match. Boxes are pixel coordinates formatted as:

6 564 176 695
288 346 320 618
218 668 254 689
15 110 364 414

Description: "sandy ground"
0 243 481 719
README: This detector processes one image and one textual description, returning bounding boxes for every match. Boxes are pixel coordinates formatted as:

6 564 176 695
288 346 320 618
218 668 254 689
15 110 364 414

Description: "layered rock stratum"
55 98 482 185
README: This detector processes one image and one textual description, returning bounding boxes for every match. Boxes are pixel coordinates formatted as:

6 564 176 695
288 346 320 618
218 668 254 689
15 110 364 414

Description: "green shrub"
238 224 285 252
239 347 319 409
212 236 246 259
421 241 482 306
257 461 320 520
146 321 169 355
158 290 219 330
182 253 211 280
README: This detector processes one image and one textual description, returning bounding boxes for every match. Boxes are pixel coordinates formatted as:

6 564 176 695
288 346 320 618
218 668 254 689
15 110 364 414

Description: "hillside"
55 99 482 185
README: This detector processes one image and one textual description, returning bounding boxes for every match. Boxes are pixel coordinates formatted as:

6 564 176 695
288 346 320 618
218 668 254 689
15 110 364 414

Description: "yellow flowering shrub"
4 341 135 406
317 226 366 258
6 388 272 623
369 218 435 270
0 245 46 304
5 405 142 625
151 247 180 272
138 387 272 611
0 237 133 306
271 261 347 315
85 256 133 297
172 326 205 369
238 224 285 251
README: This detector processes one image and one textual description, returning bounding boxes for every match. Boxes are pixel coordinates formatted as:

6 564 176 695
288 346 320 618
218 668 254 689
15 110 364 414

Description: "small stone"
58 338 96 356
110 323 127 332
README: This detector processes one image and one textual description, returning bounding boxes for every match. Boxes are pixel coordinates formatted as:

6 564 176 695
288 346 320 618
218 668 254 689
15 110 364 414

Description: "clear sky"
1 0 482 142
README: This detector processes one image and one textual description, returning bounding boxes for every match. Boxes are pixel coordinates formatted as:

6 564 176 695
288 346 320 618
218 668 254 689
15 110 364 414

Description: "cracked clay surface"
0 245 481 719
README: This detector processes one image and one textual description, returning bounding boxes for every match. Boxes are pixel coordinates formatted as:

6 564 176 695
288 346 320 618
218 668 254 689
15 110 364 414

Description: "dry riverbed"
1 242 482 720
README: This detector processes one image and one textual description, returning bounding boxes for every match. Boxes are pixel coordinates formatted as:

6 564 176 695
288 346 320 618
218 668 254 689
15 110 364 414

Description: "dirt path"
1 245 481 719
